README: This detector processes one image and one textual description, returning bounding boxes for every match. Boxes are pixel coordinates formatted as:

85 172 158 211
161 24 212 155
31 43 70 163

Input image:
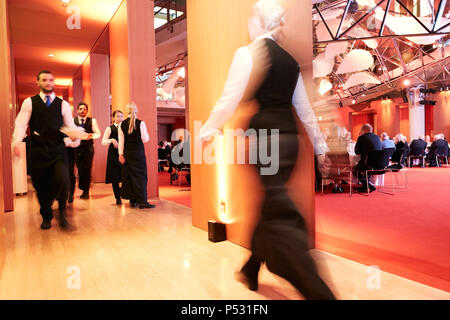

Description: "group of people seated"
319 123 449 194
157 139 191 185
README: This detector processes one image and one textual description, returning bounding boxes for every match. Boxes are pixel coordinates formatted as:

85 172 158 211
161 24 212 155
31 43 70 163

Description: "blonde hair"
125 102 138 135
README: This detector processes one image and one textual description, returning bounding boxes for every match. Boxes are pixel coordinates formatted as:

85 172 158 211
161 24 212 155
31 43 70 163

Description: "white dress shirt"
12 92 79 147
198 35 327 155
118 118 150 155
76 116 101 140
102 123 120 146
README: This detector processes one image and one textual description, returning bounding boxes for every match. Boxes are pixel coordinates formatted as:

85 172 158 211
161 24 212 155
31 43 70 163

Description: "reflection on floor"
316 167 450 292
0 182 448 299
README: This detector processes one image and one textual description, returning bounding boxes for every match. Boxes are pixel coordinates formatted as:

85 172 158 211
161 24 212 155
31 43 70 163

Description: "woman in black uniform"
102 110 124 205
198 0 335 299
118 103 155 209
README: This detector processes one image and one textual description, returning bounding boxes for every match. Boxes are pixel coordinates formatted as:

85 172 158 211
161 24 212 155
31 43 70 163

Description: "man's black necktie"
80 119 84 127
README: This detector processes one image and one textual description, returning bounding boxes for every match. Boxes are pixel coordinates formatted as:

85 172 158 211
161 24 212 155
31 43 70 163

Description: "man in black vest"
69 102 101 200
12 70 81 230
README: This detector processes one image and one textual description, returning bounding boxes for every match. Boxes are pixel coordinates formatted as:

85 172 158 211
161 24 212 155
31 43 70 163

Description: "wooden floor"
0 182 448 300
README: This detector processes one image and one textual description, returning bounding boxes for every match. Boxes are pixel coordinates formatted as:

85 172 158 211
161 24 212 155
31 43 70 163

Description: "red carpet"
316 167 450 292
158 171 192 208
158 167 449 291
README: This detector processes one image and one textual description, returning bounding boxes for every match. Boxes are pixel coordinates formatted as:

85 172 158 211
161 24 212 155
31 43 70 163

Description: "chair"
175 164 191 187
436 154 449 167
321 152 352 196
362 149 391 195
408 155 425 167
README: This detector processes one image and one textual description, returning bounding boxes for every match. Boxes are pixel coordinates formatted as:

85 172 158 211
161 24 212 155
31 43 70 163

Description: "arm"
140 121 149 143
91 118 101 139
101 126 114 146
198 47 253 140
292 72 328 155
61 101 81 145
12 98 32 146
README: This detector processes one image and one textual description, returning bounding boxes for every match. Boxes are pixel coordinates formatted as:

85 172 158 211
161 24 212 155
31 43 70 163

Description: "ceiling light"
48 53 55 58
403 79 411 86
352 99 356 104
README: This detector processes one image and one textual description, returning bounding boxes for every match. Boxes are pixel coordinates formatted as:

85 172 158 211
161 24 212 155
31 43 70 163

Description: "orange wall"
188 0 316 248
373 99 400 138
109 0 130 114
81 56 92 117
0 0 13 212
432 91 450 138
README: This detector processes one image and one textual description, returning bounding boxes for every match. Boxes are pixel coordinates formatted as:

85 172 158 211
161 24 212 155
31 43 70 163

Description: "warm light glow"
216 134 233 224
352 99 356 104
48 50 90 65
73 0 123 24
54 78 73 86
319 79 332 96
48 53 55 58
177 67 186 79
403 79 411 86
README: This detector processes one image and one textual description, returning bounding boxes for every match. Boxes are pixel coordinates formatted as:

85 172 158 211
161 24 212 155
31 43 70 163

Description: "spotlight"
352 99 356 104
403 79 411 86
48 53 54 58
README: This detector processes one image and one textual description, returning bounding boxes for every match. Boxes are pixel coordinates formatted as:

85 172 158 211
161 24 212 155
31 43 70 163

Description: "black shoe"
59 212 75 231
368 183 376 192
139 202 156 209
357 186 369 193
235 271 258 291
68 194 74 203
80 191 89 199
116 199 122 205
130 202 138 208
40 219 52 230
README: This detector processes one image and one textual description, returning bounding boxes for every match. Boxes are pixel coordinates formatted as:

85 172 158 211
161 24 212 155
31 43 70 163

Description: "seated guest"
380 132 396 150
158 141 169 172
427 134 449 166
409 135 427 166
391 134 409 166
353 123 382 193
409 135 427 156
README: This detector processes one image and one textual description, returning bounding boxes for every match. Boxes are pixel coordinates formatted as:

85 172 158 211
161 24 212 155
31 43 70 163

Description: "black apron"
120 118 148 203
105 124 122 184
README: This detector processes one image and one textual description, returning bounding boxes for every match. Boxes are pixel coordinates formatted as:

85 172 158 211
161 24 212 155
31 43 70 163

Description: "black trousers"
30 159 69 221
112 182 121 200
75 145 94 193
68 148 76 196
243 133 336 300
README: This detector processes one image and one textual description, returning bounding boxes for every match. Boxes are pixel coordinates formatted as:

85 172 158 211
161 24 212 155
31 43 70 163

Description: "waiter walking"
69 102 101 200
12 70 80 230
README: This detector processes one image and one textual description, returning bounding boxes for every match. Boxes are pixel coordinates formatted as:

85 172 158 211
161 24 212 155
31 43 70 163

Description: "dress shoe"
116 199 122 205
332 185 344 193
40 219 52 230
235 271 258 291
59 212 75 231
368 182 376 192
139 202 156 209
68 194 74 203
357 186 370 193
130 202 138 208
80 191 89 199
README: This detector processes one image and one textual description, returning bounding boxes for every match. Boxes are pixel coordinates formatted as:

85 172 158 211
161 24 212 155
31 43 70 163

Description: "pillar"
81 53 110 183
109 0 158 199
188 0 316 248
409 87 425 140
0 0 14 212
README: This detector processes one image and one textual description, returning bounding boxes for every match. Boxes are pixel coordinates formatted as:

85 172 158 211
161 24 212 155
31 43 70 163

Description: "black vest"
250 38 300 134
30 95 64 146
120 118 144 154
74 117 94 147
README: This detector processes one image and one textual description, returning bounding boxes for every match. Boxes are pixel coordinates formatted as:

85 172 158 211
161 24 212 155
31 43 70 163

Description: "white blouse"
198 36 327 155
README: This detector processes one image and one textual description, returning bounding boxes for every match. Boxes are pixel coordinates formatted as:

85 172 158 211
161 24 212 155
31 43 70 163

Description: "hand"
84 133 93 140
119 155 125 164
112 139 118 148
